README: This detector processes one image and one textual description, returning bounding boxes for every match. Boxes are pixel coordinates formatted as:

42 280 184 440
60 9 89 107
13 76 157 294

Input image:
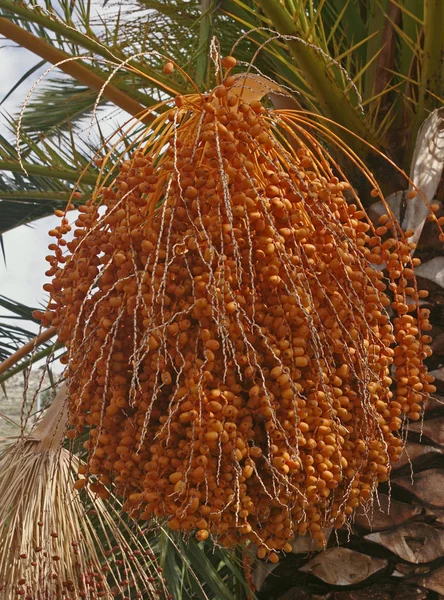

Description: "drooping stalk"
0 0 185 98
0 18 150 120
0 327 57 377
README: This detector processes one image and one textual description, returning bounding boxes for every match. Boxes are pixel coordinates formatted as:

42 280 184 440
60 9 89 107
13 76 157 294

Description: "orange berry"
221 56 237 69
163 62 174 75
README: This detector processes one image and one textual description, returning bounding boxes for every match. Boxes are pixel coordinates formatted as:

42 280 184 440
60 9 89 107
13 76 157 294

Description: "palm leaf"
0 126 95 233
0 58 46 106
0 321 38 363
18 77 104 140
0 295 59 379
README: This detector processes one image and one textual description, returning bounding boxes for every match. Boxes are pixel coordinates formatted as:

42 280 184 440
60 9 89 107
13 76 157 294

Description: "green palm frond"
0 295 38 360
18 77 104 140
1 0 442 175
0 0 183 95
0 320 38 364
150 530 255 599
0 295 59 377
0 0 184 153
0 124 95 233
0 295 37 322
0 58 46 107
210 0 441 168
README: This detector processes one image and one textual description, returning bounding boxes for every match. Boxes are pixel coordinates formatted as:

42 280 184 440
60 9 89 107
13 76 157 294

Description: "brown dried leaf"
416 565 444 595
252 560 277 592
393 441 441 469
429 367 444 381
354 494 421 531
393 563 418 576
422 392 444 412
365 522 444 563
299 548 387 585
333 584 427 600
409 417 444 446
291 536 320 554
424 508 444 524
291 529 331 554
395 469 444 508
399 464 444 495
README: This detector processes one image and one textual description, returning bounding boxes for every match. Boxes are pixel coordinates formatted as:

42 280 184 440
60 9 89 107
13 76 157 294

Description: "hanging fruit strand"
36 55 437 560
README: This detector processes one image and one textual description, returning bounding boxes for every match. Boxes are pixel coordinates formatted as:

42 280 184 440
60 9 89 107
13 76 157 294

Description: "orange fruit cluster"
39 62 435 559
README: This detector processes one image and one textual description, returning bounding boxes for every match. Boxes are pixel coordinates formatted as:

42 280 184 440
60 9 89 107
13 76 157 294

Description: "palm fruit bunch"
38 56 436 561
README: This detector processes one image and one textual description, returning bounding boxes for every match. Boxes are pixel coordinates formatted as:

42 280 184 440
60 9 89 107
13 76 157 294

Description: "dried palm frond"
0 385 166 600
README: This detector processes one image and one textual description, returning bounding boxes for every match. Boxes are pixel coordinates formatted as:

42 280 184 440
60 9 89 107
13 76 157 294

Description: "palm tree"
0 1 443 599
